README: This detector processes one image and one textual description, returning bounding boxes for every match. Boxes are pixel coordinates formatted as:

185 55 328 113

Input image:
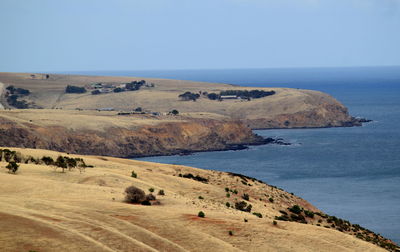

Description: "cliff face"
0 117 262 157
245 101 359 129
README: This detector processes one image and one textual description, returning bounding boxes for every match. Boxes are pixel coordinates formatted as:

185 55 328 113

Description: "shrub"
207 93 220 100
242 193 250 201
288 205 302 214
178 91 200 101
273 221 277 225
198 196 204 200
253 212 263 218
170 109 179 115
181 173 208 183
228 231 233 236
141 200 151 206
235 201 252 212
6 162 19 174
268 197 274 203
232 189 238 194
158 189 165 195
125 186 146 203
149 188 155 193
198 211 205 218
226 193 230 198
145 194 156 201
131 170 137 178
226 202 230 208
304 210 314 218
65 85 86 93
91 90 101 95
41 156 54 165
244 218 248 222
225 187 229 192
113 87 123 93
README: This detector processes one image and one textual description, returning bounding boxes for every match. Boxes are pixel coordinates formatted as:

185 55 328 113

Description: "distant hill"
0 72 362 129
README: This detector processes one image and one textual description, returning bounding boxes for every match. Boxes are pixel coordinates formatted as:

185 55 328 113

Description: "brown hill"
0 147 394 252
0 72 361 129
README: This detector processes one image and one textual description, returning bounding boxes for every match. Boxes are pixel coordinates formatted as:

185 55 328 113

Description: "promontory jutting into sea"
1 0 399 251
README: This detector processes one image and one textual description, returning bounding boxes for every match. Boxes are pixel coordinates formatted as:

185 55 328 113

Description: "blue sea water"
68 67 400 243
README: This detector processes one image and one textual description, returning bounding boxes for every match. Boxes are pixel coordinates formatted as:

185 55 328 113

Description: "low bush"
235 201 252 212
252 212 263 218
158 189 165 195
131 170 137 178
125 186 146 203
198 211 205 218
268 197 274 203
181 173 208 183
242 193 250 201
226 202 230 208
288 205 302 214
6 162 19 174
149 188 154 193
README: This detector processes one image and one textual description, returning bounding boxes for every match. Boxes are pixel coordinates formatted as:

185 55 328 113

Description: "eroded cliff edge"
0 111 265 157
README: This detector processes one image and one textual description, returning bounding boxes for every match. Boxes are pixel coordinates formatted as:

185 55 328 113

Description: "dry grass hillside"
0 147 394 252
0 72 357 129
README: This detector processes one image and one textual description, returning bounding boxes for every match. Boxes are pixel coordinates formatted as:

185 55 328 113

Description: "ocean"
69 66 400 243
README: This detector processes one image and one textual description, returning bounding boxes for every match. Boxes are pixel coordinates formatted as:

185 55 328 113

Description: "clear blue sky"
1 0 399 72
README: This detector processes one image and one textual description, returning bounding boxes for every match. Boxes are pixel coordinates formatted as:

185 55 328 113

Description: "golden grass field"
0 72 352 129
0 148 387 252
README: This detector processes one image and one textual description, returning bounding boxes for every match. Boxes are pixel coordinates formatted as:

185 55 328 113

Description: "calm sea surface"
68 67 400 243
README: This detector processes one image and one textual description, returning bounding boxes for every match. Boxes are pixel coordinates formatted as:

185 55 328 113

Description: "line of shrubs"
0 148 93 174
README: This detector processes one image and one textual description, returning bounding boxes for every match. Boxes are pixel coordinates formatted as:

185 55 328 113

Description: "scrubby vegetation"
6 162 19 174
5 85 31 108
178 91 200 101
198 211 205 218
179 173 208 183
131 170 137 178
125 186 146 203
124 185 158 206
235 201 252 212
0 149 92 174
273 205 399 251
65 85 87 93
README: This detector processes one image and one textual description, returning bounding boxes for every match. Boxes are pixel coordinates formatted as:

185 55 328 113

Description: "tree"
6 162 19 174
65 85 86 93
55 156 68 172
170 109 179 115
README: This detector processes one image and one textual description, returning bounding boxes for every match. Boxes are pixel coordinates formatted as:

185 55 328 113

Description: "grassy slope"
0 72 352 128
0 148 385 252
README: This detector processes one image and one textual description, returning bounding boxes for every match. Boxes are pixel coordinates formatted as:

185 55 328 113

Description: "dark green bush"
158 189 165 195
268 197 274 203
198 211 205 218
235 201 252 212
253 212 263 218
131 170 137 178
226 202 230 208
149 188 155 193
242 193 249 201
65 85 86 93
6 162 19 174
288 205 302 214
41 156 54 165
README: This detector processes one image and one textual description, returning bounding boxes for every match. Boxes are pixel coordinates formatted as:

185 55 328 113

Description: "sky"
0 0 399 72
